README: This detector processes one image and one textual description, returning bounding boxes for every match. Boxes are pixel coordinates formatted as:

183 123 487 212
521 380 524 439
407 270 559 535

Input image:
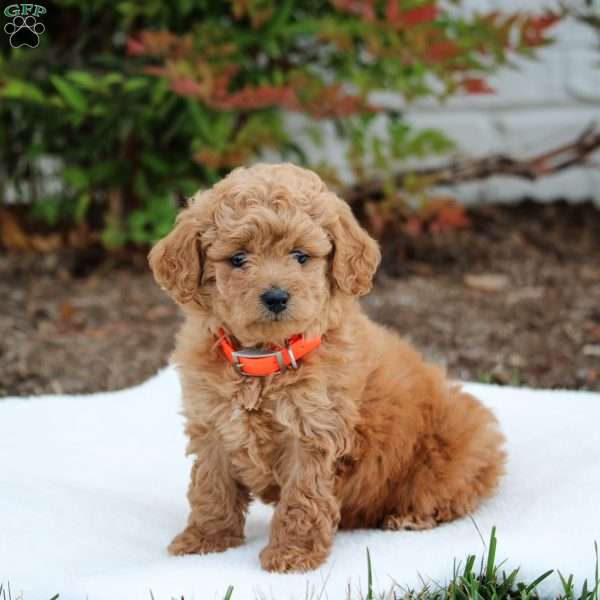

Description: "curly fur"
149 163 506 573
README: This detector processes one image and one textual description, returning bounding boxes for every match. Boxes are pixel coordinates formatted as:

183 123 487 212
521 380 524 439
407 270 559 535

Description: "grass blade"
485 526 498 581
366 548 374 600
593 541 599 600
464 555 476 577
525 569 554 593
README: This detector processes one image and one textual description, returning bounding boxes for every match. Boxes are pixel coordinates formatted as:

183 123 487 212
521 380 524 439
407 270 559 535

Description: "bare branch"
346 123 600 204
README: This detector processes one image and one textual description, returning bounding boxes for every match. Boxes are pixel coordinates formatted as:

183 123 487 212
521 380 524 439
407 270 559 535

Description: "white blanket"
1 368 599 600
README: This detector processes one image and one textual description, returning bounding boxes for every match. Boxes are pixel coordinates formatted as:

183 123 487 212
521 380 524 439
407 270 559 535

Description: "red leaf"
170 77 204 97
461 78 495 94
143 65 168 77
398 4 438 27
425 39 461 62
422 198 471 233
385 0 400 23
405 217 423 237
430 204 471 232
529 13 561 30
333 0 376 21
523 13 561 46
126 37 145 56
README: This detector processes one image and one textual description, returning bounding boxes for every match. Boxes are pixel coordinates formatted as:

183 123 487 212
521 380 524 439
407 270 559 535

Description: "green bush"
0 0 560 247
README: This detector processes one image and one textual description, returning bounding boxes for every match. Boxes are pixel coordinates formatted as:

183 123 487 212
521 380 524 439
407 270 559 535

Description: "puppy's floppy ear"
148 207 203 304
326 194 381 296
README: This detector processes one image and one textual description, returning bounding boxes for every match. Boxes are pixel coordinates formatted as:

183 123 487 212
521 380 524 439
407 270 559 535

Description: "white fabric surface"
1 367 599 600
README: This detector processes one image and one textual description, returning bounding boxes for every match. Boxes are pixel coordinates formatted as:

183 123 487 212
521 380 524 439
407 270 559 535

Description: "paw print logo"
4 15 45 48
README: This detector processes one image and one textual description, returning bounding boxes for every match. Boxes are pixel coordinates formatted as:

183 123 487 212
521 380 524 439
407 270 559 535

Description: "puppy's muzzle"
261 287 290 314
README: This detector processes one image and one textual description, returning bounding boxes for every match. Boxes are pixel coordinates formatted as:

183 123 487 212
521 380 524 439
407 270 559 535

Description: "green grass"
3 528 598 600
361 527 599 600
0 583 57 600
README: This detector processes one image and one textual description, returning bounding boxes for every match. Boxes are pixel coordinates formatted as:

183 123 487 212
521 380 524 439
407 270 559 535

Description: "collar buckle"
231 347 293 376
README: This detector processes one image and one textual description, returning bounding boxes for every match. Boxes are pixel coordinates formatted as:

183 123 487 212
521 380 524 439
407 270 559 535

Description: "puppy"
149 163 505 573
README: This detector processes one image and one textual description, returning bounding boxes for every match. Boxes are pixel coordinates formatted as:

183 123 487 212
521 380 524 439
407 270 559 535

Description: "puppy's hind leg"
169 432 250 556
383 513 437 531
383 388 506 531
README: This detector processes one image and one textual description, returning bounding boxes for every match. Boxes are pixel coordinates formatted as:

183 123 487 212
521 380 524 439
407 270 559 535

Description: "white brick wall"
399 0 600 203
277 1 600 204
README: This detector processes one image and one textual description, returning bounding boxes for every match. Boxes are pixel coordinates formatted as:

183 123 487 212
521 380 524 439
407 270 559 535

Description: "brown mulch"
1 200 599 397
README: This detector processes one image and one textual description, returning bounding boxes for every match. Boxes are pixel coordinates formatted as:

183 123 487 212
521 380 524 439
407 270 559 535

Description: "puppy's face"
149 164 380 346
205 205 333 344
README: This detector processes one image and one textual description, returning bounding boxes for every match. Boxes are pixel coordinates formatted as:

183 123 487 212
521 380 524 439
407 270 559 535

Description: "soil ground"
2 200 599 397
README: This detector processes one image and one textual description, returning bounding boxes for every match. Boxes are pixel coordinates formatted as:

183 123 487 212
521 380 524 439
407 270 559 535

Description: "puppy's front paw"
168 525 244 556
259 544 327 573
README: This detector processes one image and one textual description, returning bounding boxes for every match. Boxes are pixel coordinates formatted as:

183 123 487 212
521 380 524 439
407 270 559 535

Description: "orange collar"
218 328 321 377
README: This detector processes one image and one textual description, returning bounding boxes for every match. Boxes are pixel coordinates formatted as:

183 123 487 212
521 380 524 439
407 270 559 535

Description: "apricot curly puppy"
149 163 506 573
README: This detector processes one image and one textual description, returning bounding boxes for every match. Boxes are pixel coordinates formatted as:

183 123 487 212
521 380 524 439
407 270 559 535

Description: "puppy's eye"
291 250 309 265
230 252 247 268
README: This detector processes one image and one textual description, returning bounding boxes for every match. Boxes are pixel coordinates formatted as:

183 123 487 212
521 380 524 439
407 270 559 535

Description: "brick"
566 48 600 102
488 0 560 10
553 16 598 48
482 170 594 203
495 108 600 152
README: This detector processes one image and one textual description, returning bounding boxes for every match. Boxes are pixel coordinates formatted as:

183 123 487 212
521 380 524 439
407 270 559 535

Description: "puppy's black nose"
261 287 290 314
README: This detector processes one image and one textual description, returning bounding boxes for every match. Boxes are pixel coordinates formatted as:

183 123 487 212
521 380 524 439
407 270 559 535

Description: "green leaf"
88 161 121 185
186 99 212 140
66 71 97 90
270 0 294 31
123 78 149 92
102 222 127 248
31 198 61 226
212 113 236 147
62 166 89 190
74 193 91 223
140 152 171 176
102 73 125 86
50 75 88 113
173 178 200 196
0 79 45 103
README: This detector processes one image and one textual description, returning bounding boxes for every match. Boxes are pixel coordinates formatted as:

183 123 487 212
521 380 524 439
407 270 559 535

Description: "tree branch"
346 123 600 204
